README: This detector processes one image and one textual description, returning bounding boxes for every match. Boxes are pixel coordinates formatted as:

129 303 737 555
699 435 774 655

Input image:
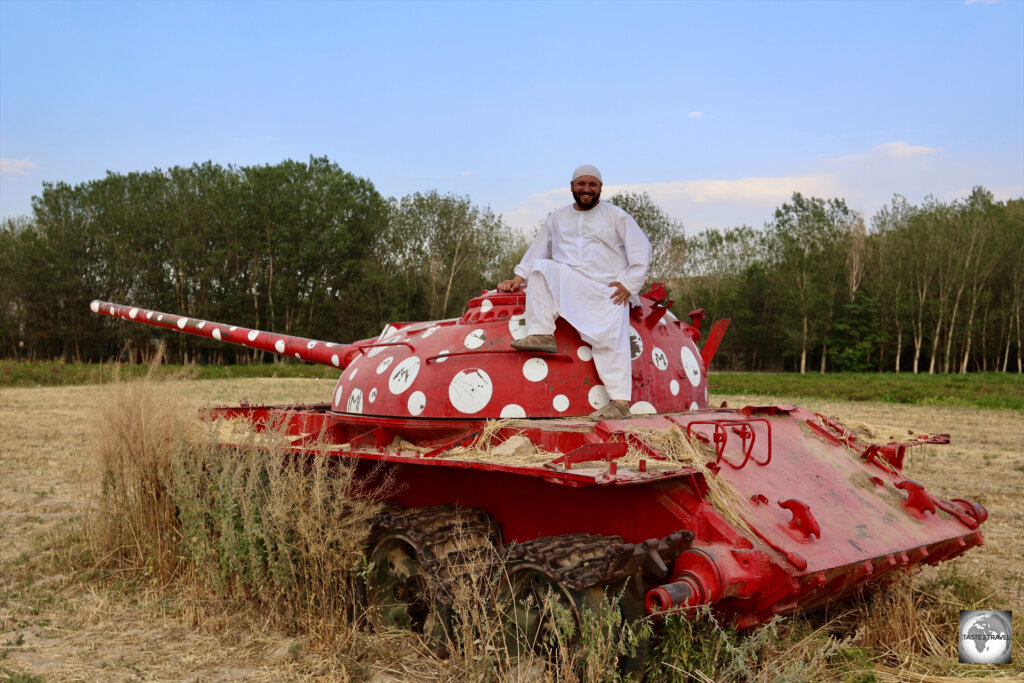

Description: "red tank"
90 286 987 659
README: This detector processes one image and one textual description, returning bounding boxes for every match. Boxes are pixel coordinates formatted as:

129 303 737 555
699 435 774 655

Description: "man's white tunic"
513 201 652 401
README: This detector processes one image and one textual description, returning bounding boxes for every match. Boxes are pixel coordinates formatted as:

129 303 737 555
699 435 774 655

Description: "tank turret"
92 282 727 420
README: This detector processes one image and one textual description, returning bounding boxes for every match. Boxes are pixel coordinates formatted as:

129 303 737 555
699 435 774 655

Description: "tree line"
673 189 1023 373
1 156 1020 373
0 157 526 363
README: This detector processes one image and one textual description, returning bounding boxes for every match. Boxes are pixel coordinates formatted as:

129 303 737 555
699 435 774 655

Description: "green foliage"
172 426 378 623
830 293 886 372
650 610 842 682
709 371 1024 412
608 190 687 284
3 161 1022 379
0 360 337 387
2 157 518 365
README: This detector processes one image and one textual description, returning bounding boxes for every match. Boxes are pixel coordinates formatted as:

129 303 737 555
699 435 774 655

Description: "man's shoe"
509 334 558 353
589 400 631 421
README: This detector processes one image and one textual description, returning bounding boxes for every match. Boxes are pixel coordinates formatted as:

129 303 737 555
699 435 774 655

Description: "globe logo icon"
959 610 1012 664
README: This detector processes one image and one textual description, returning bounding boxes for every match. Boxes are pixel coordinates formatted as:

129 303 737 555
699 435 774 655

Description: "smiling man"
497 164 652 420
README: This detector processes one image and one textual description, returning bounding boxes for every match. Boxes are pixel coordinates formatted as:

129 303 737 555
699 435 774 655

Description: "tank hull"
211 401 985 630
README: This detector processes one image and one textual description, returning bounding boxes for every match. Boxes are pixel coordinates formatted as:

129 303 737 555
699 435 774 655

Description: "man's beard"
572 188 601 210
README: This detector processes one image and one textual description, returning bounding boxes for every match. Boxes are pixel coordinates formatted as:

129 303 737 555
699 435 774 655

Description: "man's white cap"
571 164 602 183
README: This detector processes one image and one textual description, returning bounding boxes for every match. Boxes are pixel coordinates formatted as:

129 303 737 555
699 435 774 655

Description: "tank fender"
644 543 767 615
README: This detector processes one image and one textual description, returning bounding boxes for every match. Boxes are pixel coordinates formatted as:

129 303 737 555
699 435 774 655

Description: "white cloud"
607 175 841 204
831 141 938 164
688 110 703 120
498 141 1022 235
0 158 38 177
500 175 843 234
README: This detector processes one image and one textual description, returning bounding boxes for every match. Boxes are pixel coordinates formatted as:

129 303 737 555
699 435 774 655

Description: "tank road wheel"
499 561 586 660
365 533 433 632
364 505 499 651
497 532 678 679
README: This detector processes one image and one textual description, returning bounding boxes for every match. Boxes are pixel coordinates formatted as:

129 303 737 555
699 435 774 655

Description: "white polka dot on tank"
331 354 339 367
197 321 205 329
421 326 440 338
109 305 116 314
553 395 569 412
294 352 300 359
376 356 394 374
146 312 153 320
213 328 222 341
369 387 378 403
248 330 259 342
230 326 238 331
334 384 344 406
436 350 450 363
347 387 363 414
500 404 526 418
388 357 421 394
522 357 548 382
379 324 396 339
630 401 657 415
588 385 610 409
508 315 527 341
275 340 286 353
157 314 164 322
480 299 493 313
326 342 335 348
177 317 188 329
408 391 426 416
629 327 643 360
680 346 702 387
652 347 669 370
90 301 100 313
670 379 679 395
464 329 486 349
689 401 699 411
129 308 139 319
306 340 317 349
368 334 400 357
576 345 593 361
348 367 358 380
449 369 493 414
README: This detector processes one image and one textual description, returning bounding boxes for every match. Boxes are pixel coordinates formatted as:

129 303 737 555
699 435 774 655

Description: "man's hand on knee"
608 281 629 305
497 275 524 292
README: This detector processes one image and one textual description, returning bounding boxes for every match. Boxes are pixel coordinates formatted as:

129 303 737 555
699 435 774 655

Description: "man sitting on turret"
497 165 652 420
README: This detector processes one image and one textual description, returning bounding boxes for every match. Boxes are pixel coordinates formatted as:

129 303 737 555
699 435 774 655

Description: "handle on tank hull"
89 299 357 369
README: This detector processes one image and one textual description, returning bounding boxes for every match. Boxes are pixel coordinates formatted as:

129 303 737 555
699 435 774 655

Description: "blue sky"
1 0 1021 234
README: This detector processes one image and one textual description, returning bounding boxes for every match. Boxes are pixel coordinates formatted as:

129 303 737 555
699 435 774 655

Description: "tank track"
372 504 499 603
372 504 693 596
508 530 694 593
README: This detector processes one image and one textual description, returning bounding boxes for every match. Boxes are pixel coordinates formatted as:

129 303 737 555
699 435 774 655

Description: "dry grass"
87 351 194 579
623 426 753 536
2 380 1022 680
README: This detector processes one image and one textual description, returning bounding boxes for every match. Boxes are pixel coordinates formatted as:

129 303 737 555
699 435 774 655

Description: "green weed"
710 371 1024 412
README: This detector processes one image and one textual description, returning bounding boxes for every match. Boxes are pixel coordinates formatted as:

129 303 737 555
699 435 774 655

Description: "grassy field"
1 375 1022 680
5 361 1021 412
709 371 1024 412
0 359 338 388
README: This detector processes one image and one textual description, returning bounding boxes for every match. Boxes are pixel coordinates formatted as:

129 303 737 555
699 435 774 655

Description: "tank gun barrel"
90 299 357 369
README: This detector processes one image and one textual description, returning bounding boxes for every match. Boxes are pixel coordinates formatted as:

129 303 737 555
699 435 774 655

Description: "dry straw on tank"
624 425 754 535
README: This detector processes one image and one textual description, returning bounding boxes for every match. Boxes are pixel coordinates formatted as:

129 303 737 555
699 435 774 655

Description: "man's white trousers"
523 259 632 401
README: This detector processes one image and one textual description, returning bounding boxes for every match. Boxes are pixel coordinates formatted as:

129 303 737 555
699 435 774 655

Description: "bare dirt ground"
1 379 1022 681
